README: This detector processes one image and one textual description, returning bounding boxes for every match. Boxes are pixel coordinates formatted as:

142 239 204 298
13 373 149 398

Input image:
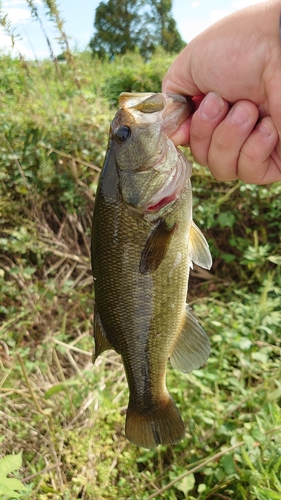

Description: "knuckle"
212 135 231 154
209 163 237 182
191 126 207 143
238 148 263 183
239 144 258 164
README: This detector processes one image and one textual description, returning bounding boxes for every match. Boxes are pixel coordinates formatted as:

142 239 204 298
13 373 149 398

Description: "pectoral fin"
170 306 210 373
189 221 212 270
93 309 113 362
140 219 177 274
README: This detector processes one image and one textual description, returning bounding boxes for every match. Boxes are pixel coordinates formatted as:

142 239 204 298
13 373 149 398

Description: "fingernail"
257 121 272 137
199 92 224 120
228 104 249 124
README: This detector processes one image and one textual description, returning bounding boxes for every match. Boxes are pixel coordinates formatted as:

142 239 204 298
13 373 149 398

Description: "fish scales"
91 92 212 448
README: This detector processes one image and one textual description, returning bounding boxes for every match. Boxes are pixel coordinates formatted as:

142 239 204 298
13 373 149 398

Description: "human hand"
162 0 281 184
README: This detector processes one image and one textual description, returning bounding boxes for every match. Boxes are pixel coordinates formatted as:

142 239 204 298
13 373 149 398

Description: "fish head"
110 92 193 217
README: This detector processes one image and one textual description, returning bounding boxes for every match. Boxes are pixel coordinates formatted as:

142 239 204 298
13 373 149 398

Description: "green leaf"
240 445 255 471
220 454 237 475
267 255 281 265
0 477 27 489
0 453 26 497
198 483 206 493
252 487 281 500
44 383 70 399
0 454 22 476
175 473 195 495
267 386 281 401
44 379 80 399
221 253 236 263
23 267 36 275
234 338 252 351
0 484 20 498
216 212 236 228
251 351 269 363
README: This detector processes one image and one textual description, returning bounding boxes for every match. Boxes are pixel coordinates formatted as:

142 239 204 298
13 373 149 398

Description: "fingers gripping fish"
91 92 212 449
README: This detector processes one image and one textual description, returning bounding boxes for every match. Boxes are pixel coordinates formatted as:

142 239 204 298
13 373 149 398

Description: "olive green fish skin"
92 160 192 403
91 93 211 448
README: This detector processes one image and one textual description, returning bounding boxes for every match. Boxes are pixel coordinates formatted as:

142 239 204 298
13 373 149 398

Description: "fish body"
91 92 212 448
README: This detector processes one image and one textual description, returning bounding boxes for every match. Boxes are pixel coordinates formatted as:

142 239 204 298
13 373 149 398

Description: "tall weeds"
0 4 280 498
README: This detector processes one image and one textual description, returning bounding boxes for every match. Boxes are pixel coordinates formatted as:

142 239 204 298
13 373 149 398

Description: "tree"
89 0 185 59
151 0 185 53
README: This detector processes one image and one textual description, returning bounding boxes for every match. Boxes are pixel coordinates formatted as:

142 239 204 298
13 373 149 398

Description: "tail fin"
125 396 185 448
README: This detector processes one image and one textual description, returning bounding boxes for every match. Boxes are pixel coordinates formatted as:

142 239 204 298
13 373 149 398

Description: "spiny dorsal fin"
139 219 177 274
93 309 113 362
169 306 210 373
189 221 212 270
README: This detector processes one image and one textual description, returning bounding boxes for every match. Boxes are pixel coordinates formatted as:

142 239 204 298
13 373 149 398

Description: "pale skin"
162 0 281 184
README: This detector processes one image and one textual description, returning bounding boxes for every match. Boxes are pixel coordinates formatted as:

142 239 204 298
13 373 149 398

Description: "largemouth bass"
91 92 212 448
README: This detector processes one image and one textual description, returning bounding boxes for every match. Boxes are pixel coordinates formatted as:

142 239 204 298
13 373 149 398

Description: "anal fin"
170 306 210 373
93 309 113 362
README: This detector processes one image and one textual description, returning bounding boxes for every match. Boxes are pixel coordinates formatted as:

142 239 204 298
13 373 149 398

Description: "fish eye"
114 125 131 143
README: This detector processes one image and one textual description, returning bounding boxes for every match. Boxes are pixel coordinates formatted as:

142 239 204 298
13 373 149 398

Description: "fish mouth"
116 92 193 214
119 92 193 133
144 149 190 213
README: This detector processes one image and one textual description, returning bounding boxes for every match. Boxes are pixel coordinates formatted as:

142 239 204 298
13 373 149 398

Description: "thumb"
162 44 202 97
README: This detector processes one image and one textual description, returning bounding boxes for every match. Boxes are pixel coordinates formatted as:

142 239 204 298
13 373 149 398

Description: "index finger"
162 45 201 96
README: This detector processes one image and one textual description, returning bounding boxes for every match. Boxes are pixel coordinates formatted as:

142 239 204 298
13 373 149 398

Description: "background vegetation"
90 0 184 59
0 3 281 499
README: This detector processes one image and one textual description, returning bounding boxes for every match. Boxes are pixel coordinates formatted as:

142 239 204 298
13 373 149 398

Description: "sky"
0 0 267 59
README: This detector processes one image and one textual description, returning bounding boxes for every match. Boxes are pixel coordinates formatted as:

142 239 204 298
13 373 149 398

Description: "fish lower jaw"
144 153 190 214
145 192 178 212
144 170 181 213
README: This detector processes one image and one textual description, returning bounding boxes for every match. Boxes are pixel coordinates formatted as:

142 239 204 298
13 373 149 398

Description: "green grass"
0 50 281 499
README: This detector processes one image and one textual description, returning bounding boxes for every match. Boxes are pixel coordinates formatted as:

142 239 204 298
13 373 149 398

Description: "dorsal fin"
189 221 212 270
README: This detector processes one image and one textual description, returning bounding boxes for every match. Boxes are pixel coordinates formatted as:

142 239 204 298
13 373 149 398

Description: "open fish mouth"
116 92 193 213
119 92 193 134
144 151 190 212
